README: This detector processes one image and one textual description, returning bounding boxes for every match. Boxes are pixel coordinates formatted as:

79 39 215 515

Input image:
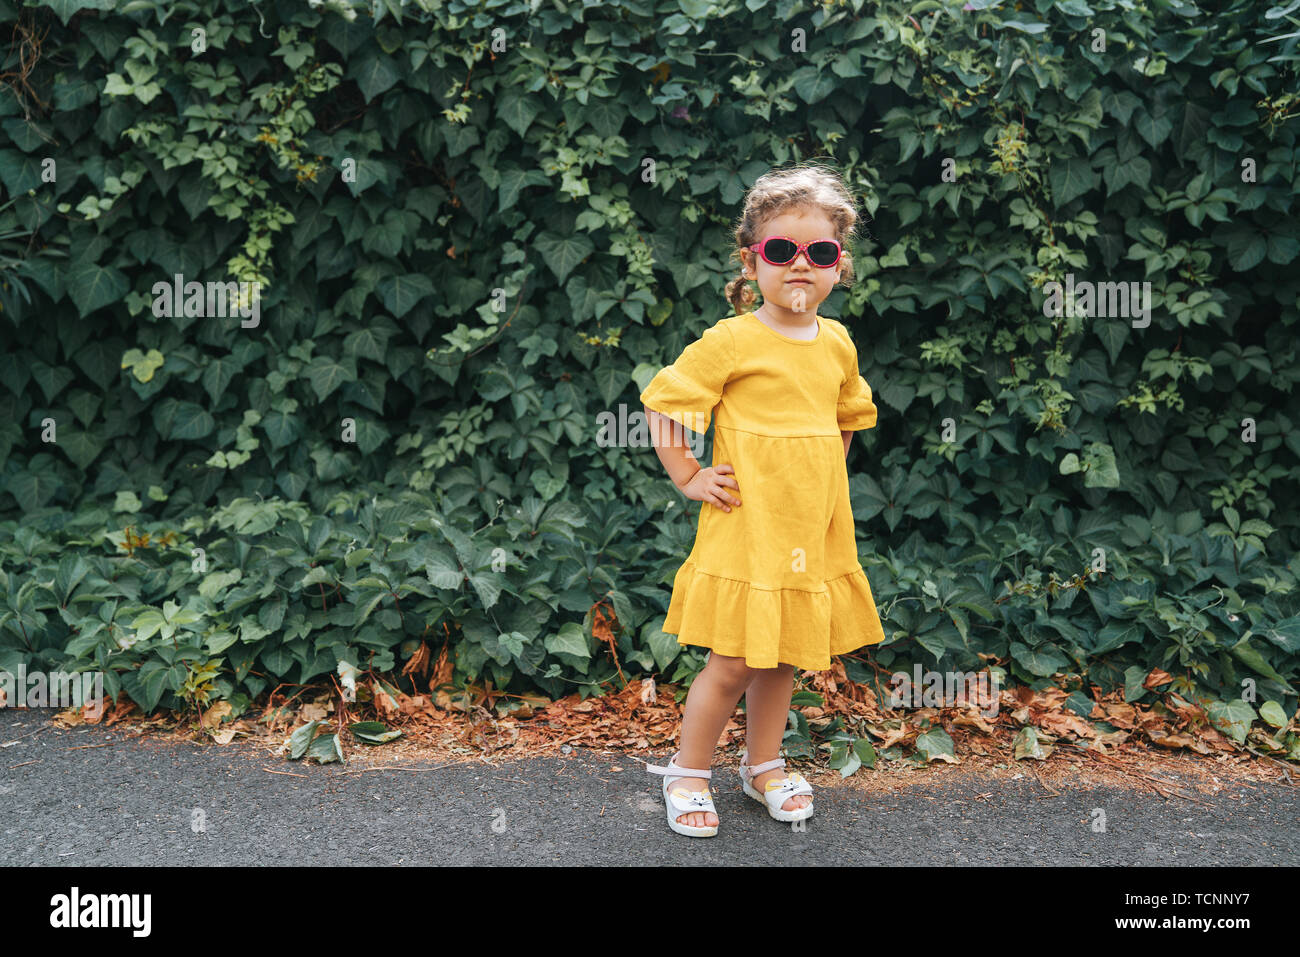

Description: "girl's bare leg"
670 651 754 828
742 663 810 811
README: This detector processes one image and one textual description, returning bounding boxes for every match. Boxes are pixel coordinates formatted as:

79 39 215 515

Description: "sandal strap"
742 757 786 777
641 756 712 779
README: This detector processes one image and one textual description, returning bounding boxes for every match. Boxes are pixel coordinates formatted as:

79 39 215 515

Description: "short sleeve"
837 346 878 432
639 322 734 435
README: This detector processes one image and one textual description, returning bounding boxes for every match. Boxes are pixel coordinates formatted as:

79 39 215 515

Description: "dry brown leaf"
875 726 908 750
402 640 431 679
1033 688 1071 711
1100 702 1138 729
1136 707 1166 731
435 688 472 712
429 641 453 694
1147 729 1205 752
952 711 997 735
53 707 85 728
1093 728 1130 747
372 678 398 718
299 702 328 722
1143 668 1174 690
78 696 111 724
1038 710 1095 738
200 700 232 730
103 697 136 727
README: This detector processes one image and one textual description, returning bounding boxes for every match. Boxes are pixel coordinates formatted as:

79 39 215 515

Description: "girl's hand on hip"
679 464 741 512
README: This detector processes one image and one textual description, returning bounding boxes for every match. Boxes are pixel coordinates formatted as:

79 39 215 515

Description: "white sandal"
644 752 718 838
738 749 814 823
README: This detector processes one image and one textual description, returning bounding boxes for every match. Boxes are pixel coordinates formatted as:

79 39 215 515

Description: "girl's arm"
645 407 703 488
842 430 852 458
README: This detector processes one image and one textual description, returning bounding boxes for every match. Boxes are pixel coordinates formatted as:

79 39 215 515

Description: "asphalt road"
2 710 1296 866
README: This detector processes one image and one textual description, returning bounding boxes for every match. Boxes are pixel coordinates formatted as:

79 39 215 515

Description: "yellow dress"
639 311 886 671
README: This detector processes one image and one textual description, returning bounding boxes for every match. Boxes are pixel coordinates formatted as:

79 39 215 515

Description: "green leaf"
1123 665 1150 702
1013 725 1052 760
29 361 74 402
497 91 542 136
1096 321 1127 365
534 231 594 283
1175 101 1213 162
1259 616 1300 655
467 571 502 610
1082 442 1120 488
792 66 837 104
1229 636 1293 688
643 618 680 670
288 720 324 759
199 355 240 404
545 622 591 663
5 468 60 510
39 0 115 26
377 274 434 318
0 149 43 194
1049 157 1098 206
349 721 403 744
304 355 357 402
1267 233 1300 265
915 728 957 763
1226 230 1267 271
65 261 128 317
306 731 344 764
343 157 392 196
584 98 624 139
1010 641 1071 677
1206 699 1255 745
1259 700 1288 729
59 429 106 470
593 361 628 407
839 750 862 777
136 660 170 712
497 166 549 211
424 548 464 590
350 52 401 102
1000 19 1047 33
160 400 216 440
1133 102 1175 149
1064 691 1095 719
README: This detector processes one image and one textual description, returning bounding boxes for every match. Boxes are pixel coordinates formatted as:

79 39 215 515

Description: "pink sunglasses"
748 236 843 268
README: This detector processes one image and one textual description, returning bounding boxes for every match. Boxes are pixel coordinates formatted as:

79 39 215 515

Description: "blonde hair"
723 162 861 316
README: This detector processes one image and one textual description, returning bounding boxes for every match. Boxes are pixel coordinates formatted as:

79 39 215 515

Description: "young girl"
638 163 886 837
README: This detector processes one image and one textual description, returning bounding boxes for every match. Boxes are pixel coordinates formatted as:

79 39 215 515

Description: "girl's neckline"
744 311 822 345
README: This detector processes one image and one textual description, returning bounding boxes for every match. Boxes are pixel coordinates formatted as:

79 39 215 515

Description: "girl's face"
741 208 843 317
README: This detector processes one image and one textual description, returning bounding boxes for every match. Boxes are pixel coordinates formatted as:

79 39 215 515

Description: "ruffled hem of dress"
640 374 715 435
836 398 877 431
661 562 886 671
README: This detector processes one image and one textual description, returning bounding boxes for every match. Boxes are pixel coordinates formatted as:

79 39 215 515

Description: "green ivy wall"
0 0 1297 747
